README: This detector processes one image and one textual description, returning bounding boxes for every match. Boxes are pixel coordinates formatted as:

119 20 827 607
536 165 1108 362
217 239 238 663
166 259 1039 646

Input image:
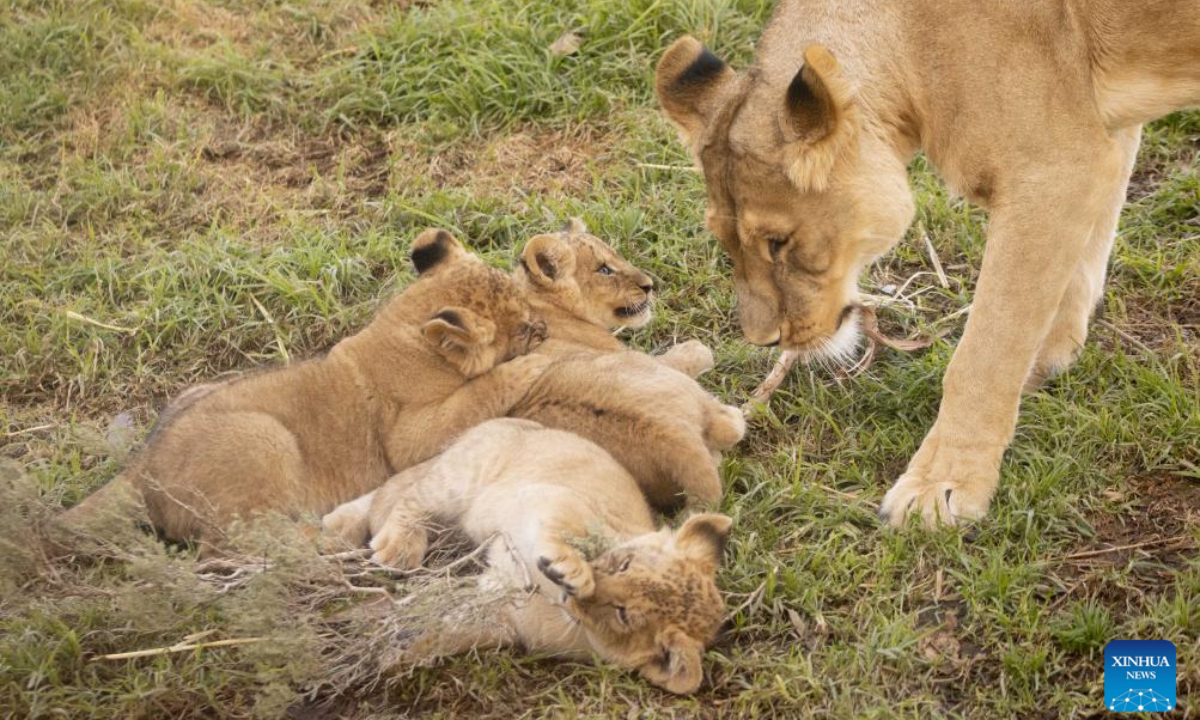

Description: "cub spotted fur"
324 419 730 695
655 1 1200 526
64 231 547 551
511 220 745 509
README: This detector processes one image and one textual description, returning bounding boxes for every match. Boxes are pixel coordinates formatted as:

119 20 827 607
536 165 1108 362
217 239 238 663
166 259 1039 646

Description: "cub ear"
421 306 497 377
519 233 577 288
561 217 588 234
655 36 735 152
411 229 467 276
779 45 858 192
640 627 705 695
674 513 732 574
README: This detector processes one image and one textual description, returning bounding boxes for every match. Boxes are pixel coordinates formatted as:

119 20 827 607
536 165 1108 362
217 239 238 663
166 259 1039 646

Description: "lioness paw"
878 428 1004 528
537 552 595 600
369 523 428 569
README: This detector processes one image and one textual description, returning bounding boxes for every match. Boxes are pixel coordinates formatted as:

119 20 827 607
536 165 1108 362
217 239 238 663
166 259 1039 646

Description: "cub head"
655 37 915 361
402 229 547 377
563 513 730 694
517 218 656 331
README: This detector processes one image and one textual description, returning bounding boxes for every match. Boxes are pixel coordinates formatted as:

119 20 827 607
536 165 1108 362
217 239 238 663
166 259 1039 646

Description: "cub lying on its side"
326 419 730 695
64 231 548 551
510 220 745 509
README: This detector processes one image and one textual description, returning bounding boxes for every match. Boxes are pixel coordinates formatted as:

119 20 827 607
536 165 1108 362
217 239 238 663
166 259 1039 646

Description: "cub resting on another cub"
509 219 746 510
324 220 745 552
325 418 731 695
63 231 548 551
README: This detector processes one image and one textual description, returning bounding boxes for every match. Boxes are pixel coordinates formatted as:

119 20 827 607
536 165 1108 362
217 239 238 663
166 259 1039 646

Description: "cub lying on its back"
65 231 548 551
511 220 745 509
324 419 730 695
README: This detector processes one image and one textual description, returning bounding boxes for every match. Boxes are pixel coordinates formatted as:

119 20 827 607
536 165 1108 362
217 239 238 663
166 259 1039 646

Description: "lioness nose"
745 328 782 347
640 280 654 293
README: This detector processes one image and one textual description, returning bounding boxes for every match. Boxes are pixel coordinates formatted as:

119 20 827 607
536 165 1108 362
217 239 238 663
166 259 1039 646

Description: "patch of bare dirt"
389 124 617 198
1047 474 1199 613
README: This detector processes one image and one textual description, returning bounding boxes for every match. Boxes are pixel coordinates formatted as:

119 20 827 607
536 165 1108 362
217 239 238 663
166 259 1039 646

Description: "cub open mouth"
615 300 650 318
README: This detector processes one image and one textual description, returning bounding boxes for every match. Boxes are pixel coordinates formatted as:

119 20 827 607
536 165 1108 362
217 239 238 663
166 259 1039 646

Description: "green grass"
1 0 1198 717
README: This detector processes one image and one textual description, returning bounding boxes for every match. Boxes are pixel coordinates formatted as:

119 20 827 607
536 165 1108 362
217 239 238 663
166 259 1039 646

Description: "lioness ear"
421 306 496 377
779 45 858 192
561 217 587 234
674 513 732 574
655 36 735 152
641 627 705 695
519 234 577 288
411 229 467 276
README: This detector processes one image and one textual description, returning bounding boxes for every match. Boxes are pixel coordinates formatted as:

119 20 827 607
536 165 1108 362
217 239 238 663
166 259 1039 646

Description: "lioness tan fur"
655 0 1200 527
510 220 746 509
64 231 549 550
323 419 730 695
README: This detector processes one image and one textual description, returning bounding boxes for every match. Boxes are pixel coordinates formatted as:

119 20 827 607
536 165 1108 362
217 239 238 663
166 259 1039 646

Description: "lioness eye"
597 264 613 276
618 557 632 572
768 237 788 258
615 606 629 625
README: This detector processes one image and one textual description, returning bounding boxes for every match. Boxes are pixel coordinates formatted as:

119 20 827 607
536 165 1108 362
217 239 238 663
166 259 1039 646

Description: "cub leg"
138 411 307 550
648 426 725 509
881 138 1133 528
655 339 715 378
366 461 463 568
1029 126 1141 389
384 353 551 470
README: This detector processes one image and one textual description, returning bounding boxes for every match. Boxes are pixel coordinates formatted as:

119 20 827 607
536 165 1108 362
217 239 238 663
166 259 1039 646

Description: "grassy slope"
1 0 1197 717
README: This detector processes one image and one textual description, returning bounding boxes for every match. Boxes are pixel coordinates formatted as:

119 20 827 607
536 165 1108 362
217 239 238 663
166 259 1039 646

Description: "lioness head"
517 218 656 330
404 229 547 377
655 37 914 359
567 513 730 694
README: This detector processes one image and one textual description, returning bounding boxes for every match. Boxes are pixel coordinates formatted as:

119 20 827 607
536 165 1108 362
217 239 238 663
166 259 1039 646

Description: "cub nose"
639 277 655 293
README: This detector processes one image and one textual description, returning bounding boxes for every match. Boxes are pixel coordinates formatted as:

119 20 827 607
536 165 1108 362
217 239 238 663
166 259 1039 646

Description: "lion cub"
324 419 730 695
65 231 548 551
510 220 745 509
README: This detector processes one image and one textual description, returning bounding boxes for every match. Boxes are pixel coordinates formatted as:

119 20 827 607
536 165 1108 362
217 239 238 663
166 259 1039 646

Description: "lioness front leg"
655 339 715 378
881 142 1132 527
1028 126 1141 389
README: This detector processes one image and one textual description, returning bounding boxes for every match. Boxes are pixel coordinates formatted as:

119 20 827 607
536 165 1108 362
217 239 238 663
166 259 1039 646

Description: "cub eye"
615 606 629 625
617 557 632 572
767 236 789 259
597 264 614 276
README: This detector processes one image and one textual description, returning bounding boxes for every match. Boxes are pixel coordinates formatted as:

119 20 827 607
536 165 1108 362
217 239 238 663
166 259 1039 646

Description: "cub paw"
537 551 595 600
369 522 428 569
660 339 715 378
321 503 371 549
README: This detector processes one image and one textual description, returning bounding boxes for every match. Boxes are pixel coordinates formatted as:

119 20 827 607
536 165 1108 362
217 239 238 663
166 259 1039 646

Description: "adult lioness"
324 418 730 695
64 230 548 550
655 1 1200 527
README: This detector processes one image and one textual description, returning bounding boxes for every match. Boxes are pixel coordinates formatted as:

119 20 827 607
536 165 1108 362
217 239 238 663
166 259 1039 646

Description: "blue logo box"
1104 640 1176 713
